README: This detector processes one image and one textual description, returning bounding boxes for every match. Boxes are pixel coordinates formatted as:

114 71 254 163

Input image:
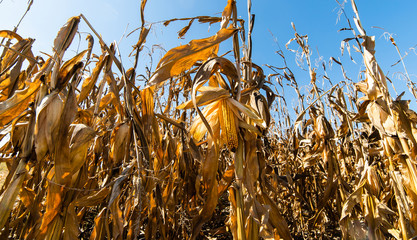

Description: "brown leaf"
132 27 150 55
38 174 63 239
0 79 41 126
89 208 107 240
110 122 130 165
78 54 105 103
1 39 33 73
55 49 86 90
391 100 417 145
54 86 77 185
109 196 124 240
260 192 291 240
5 55 24 98
11 122 27 151
0 30 23 42
218 166 234 195
43 212 64 240
192 57 239 91
140 0 147 26
148 28 236 86
20 187 35 208
0 160 27 230
250 90 270 129
69 124 96 174
314 115 334 140
177 86 230 109
340 177 366 238
221 0 234 29
361 36 387 100
178 19 194 39
367 99 396 136
73 187 111 207
63 204 79 240
191 145 219 240
35 91 64 160
53 16 80 56
140 86 155 144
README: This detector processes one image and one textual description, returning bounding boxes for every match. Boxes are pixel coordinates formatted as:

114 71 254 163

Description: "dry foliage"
0 0 417 239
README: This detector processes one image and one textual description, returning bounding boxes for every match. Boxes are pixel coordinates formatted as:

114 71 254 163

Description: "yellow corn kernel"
221 100 238 152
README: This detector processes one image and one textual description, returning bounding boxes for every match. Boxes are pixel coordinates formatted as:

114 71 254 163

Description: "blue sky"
1 0 417 117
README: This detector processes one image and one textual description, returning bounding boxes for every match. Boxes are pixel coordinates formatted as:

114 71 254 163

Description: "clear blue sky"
2 0 417 116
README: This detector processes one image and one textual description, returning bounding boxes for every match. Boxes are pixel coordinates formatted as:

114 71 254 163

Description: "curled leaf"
148 28 236 86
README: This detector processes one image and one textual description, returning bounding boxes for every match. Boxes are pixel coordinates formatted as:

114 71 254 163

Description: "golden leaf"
78 54 105 103
221 0 234 29
35 91 64 160
110 123 131 165
0 79 41 126
177 86 229 109
367 99 396 136
0 30 23 42
69 124 96 174
54 87 77 185
148 28 236 86
0 160 27 230
73 187 111 207
55 49 86 90
53 16 80 56
89 208 107 240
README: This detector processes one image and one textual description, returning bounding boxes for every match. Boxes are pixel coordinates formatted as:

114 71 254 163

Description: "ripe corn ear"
220 100 238 152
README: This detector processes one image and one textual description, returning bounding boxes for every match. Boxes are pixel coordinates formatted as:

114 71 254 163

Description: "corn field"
1 0 417 239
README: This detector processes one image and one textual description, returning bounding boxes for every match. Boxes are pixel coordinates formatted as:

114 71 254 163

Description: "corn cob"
220 100 238 152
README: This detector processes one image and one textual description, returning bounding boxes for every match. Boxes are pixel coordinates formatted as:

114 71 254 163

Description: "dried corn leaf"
55 49 86 90
361 36 387 100
78 55 105 103
340 175 366 238
35 91 64 160
178 19 194 39
74 187 110 207
1 39 33 73
191 144 219 240
0 79 41 126
148 28 236 86
260 192 291 240
89 208 107 240
53 16 80 56
20 187 35 208
0 30 23 41
228 98 266 128
0 160 27 230
69 124 96 174
177 86 229 109
109 195 124 240
140 86 154 138
250 91 270 128
367 99 396 136
110 122 130 165
54 86 77 185
190 101 221 142
221 0 234 29
63 204 79 240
